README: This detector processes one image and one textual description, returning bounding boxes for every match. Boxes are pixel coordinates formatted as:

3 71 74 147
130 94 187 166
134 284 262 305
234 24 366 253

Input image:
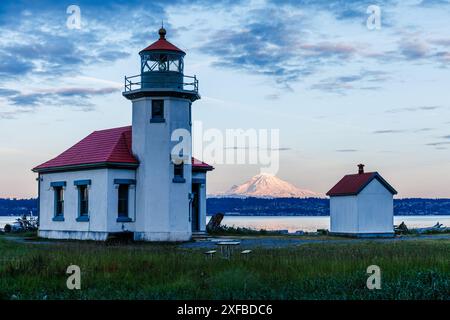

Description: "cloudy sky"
0 0 449 198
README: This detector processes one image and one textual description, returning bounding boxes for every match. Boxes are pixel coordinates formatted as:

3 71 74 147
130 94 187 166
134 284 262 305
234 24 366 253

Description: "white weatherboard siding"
330 195 358 233
330 179 394 236
39 168 137 240
39 169 109 240
132 97 192 241
357 179 393 233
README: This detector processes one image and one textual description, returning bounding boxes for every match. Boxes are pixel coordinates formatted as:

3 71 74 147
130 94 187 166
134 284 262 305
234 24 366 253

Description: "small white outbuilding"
326 164 398 237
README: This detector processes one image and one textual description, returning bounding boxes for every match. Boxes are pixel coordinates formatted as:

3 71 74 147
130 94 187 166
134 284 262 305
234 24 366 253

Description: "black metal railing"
124 74 198 93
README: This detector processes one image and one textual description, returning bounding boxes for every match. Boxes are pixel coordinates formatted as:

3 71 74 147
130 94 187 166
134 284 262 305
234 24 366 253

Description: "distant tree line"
1 197 449 216
0 198 37 216
207 197 450 216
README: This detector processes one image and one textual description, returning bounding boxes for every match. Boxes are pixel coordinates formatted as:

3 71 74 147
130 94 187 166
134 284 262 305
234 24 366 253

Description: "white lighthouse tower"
123 27 200 241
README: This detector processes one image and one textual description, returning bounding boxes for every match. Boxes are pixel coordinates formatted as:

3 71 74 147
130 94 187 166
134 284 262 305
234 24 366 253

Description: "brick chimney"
358 163 365 174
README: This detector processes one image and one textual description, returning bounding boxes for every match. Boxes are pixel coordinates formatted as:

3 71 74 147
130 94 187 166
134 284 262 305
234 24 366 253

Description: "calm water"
0 216 23 229
207 215 450 233
2 215 449 233
0 216 17 229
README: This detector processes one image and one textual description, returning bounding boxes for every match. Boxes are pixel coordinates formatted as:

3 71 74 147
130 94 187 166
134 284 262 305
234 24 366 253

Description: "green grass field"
0 234 448 300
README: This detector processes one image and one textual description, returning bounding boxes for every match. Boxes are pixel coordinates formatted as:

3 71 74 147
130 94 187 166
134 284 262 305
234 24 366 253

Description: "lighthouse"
123 27 202 241
33 27 212 242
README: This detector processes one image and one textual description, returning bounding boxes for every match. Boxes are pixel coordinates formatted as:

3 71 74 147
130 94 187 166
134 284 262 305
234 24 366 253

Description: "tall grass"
0 236 448 300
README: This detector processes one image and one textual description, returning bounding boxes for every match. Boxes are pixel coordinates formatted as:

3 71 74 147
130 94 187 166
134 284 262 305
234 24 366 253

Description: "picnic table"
216 241 241 259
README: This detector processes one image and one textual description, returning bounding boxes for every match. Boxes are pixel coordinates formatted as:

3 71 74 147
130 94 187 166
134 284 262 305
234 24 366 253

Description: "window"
118 185 129 218
157 55 168 71
51 181 66 221
173 162 185 183
78 185 89 218
74 180 91 221
151 99 164 122
54 187 64 217
113 179 135 222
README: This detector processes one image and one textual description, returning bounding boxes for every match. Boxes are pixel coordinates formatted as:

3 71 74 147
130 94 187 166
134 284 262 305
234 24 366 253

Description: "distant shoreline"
206 197 450 216
1 197 450 217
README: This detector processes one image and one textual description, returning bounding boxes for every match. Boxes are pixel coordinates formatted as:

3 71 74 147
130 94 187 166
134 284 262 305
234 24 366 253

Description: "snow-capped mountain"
215 173 322 198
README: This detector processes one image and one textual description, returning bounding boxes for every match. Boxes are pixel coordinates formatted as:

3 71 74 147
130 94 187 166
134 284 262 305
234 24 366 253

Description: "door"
191 183 200 232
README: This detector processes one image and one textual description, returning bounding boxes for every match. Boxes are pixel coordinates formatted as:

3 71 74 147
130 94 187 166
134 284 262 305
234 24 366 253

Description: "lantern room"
139 27 185 89
123 27 199 101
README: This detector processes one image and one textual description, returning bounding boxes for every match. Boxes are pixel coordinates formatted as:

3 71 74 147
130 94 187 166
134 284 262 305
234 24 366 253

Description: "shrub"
3 224 11 233
209 225 278 235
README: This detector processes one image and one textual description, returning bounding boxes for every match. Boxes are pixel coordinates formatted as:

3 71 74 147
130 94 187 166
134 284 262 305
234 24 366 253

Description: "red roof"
140 28 185 54
191 158 214 171
140 37 185 55
326 172 397 196
33 126 213 172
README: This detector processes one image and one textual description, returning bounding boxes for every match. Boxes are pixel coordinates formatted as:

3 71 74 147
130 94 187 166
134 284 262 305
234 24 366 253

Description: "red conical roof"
140 27 185 55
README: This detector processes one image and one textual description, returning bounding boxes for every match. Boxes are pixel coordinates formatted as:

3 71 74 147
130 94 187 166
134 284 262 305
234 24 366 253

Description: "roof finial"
159 20 166 39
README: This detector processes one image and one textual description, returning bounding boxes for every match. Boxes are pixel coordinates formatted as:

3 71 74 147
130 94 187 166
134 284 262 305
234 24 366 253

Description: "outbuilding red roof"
33 126 213 173
326 172 397 197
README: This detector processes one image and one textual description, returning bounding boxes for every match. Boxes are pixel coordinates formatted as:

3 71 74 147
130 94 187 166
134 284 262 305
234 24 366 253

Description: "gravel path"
179 234 450 249
2 233 449 249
